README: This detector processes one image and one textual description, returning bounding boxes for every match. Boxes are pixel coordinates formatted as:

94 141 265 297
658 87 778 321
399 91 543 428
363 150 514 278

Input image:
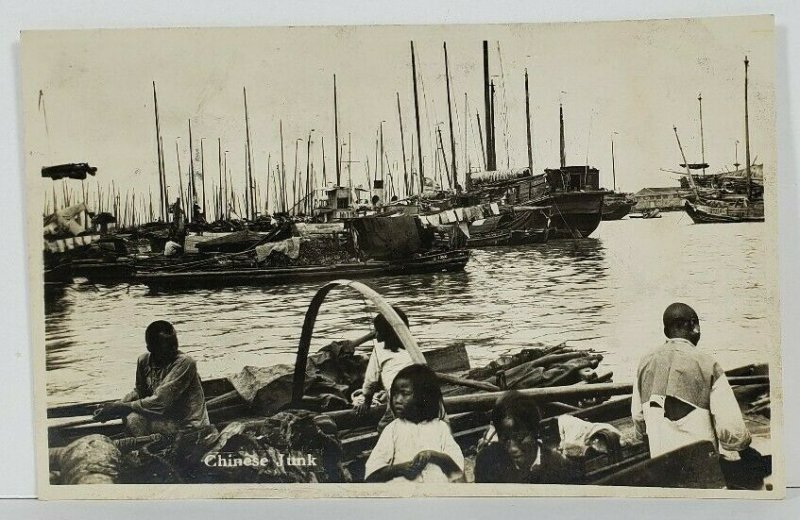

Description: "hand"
354 400 372 417
93 401 131 422
410 450 435 472
398 461 422 480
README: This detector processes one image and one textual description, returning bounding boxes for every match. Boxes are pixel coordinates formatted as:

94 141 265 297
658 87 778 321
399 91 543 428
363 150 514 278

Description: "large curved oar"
291 279 426 405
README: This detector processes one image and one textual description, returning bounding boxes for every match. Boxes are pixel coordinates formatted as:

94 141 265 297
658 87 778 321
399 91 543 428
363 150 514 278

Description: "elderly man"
93 320 210 437
632 303 751 458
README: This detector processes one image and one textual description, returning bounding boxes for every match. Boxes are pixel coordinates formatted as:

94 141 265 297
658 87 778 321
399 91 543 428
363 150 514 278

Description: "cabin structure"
632 187 694 211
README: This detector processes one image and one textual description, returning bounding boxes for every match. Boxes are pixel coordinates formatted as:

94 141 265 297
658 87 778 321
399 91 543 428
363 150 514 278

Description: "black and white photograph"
22 15 781 499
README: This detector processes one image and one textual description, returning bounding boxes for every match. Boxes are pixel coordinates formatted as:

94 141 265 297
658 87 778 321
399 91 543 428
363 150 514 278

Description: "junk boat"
46 280 771 488
679 58 765 224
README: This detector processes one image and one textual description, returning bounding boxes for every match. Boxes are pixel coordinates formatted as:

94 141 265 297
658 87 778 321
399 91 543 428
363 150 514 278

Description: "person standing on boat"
632 303 751 458
93 320 211 438
355 307 415 432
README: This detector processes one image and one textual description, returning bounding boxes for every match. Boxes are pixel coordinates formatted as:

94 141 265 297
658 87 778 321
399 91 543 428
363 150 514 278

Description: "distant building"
632 187 694 211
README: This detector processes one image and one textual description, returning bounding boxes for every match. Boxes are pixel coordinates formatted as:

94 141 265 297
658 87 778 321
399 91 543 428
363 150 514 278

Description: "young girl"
364 364 464 483
355 307 414 432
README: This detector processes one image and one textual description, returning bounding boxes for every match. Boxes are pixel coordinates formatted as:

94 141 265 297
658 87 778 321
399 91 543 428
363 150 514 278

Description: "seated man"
93 320 210 437
474 391 581 484
632 302 751 458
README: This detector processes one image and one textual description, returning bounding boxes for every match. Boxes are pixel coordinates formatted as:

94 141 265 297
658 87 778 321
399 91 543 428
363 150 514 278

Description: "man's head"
373 306 409 352
145 320 179 363
663 302 701 345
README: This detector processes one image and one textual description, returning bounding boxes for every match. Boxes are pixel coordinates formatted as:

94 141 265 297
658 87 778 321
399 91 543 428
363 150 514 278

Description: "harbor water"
44 211 772 406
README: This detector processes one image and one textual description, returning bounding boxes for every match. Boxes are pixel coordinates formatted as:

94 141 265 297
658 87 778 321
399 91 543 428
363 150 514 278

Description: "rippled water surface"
45 212 772 406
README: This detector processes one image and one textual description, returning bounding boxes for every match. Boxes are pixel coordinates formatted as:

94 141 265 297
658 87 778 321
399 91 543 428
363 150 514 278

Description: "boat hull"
684 200 765 224
133 250 470 289
601 200 634 221
530 191 604 239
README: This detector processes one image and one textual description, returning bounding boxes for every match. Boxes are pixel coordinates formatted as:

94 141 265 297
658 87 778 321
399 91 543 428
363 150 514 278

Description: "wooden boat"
47 280 771 488
678 58 765 225
684 198 764 224
132 249 469 289
601 193 635 221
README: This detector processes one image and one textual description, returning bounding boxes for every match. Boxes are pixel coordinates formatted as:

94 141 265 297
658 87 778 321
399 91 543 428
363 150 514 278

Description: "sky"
22 15 775 217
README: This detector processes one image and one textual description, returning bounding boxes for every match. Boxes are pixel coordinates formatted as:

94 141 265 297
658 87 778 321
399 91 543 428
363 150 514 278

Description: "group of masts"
46 40 628 226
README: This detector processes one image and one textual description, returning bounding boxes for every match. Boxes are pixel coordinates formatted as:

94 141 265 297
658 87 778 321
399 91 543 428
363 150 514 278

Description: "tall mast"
321 136 327 187
380 121 385 181
305 132 312 215
175 140 185 223
524 68 533 175
152 81 166 221
188 119 195 223
483 41 495 170
698 93 706 175
243 87 254 220
396 92 409 195
410 41 424 194
223 150 229 219
437 126 450 189
444 42 457 188
559 103 566 169
744 56 752 200
476 111 485 171
334 75 341 186
490 81 496 170
348 133 353 199
218 138 223 221
280 120 286 212
200 138 206 219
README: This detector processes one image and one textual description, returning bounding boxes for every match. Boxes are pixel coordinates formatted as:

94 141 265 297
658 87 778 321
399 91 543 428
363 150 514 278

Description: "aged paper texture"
23 15 782 499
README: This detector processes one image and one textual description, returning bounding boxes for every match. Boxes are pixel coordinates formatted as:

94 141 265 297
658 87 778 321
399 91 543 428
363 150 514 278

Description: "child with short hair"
364 364 464 483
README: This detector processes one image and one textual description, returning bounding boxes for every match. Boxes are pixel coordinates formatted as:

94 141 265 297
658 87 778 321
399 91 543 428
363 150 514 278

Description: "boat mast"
444 42 457 189
152 81 166 221
744 56 752 200
559 104 566 169
411 41 424 194
490 81 496 169
334 75 341 186
476 111 486 171
218 138 223 221
243 87 255 221
483 41 495 170
525 68 533 175
437 125 450 189
674 126 699 196
189 120 196 223
397 92 409 196
280 120 286 212
698 93 706 176
200 137 206 220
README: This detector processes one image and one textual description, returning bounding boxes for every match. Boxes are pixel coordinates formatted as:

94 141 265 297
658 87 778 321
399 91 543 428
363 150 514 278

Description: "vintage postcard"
23 15 782 499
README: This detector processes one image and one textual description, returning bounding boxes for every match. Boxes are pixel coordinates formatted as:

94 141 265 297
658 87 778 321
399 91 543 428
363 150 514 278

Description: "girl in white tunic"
364 364 464 483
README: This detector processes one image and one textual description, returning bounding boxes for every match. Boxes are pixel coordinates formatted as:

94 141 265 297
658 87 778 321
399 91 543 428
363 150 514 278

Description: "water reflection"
44 213 770 406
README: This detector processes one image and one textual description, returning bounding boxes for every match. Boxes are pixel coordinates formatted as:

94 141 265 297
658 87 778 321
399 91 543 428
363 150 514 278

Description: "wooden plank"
423 342 470 372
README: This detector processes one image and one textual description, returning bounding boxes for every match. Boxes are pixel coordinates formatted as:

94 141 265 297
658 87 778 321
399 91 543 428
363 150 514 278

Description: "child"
364 364 464 483
474 391 581 484
355 306 415 432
